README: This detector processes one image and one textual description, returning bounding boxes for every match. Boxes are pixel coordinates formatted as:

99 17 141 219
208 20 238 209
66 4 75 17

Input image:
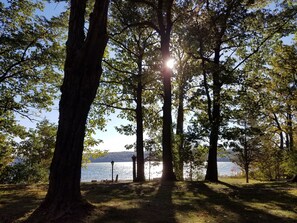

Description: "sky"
14 0 136 152
18 106 136 152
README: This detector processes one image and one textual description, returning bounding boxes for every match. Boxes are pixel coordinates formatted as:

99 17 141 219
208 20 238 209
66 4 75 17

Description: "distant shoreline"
89 151 230 163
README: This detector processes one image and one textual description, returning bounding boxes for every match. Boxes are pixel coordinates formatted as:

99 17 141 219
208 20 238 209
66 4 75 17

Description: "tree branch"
0 39 36 82
103 59 136 76
97 102 135 112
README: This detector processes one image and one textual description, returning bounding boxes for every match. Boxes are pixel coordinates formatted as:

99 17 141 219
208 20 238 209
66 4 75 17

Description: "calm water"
81 161 241 182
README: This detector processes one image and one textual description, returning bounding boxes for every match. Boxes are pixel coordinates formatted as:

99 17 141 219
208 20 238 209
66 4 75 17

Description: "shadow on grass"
186 181 297 223
0 185 44 223
220 181 297 215
84 181 178 223
1 181 296 223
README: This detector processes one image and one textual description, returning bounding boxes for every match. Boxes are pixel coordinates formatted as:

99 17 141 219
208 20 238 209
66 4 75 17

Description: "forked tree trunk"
27 0 109 221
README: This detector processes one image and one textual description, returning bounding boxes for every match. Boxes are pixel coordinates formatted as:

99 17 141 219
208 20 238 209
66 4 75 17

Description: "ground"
0 178 296 223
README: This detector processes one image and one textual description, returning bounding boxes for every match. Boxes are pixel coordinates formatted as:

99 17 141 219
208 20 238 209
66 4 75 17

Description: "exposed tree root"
291 175 297 183
25 199 94 223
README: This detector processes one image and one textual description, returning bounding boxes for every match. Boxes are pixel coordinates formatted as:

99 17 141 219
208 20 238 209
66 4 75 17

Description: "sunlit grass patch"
243 201 297 220
219 177 262 185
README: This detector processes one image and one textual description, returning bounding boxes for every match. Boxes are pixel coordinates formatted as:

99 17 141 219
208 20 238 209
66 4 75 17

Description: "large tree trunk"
136 80 145 182
162 61 176 181
27 0 109 221
205 49 221 182
160 33 176 181
132 0 175 181
157 0 176 181
287 105 294 151
205 116 219 182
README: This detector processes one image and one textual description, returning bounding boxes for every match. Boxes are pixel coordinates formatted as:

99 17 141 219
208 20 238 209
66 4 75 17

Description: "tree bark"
27 0 109 221
136 80 145 181
132 0 176 181
162 59 176 181
205 113 219 182
205 49 221 182
291 175 297 183
157 0 176 181
245 166 249 183
287 105 294 151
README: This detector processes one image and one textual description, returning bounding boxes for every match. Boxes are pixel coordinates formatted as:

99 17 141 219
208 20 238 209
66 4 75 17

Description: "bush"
0 162 49 184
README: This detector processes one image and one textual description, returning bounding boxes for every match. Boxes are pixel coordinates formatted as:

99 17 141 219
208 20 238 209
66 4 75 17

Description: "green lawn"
1 178 296 223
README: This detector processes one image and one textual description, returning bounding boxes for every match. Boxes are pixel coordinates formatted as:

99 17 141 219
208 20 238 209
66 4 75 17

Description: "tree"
0 132 18 179
184 0 296 182
171 38 196 180
28 0 109 221
128 0 176 181
252 41 297 180
100 2 165 181
185 0 254 182
227 125 262 183
0 0 66 185
102 26 157 181
0 120 56 184
0 0 65 123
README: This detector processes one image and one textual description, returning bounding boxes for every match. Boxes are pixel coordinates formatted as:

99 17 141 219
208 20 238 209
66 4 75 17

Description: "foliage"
182 140 208 181
0 117 107 183
0 0 66 181
251 137 285 180
283 150 297 177
1 0 297 186
0 120 56 183
0 0 65 121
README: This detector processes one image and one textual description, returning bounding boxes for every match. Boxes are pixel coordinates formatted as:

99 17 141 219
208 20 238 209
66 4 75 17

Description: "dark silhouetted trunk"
244 122 249 183
27 0 109 221
132 0 175 181
203 1 237 183
245 166 249 183
273 113 284 150
205 49 221 182
136 80 145 181
157 0 176 181
287 103 296 181
273 113 284 179
287 105 294 151
162 70 175 180
161 44 175 181
205 112 219 182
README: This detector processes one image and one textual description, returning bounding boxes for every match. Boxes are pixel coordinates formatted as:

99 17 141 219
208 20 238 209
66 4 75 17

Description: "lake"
81 161 241 182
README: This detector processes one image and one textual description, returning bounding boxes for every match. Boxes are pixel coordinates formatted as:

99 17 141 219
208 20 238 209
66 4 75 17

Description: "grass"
0 178 296 223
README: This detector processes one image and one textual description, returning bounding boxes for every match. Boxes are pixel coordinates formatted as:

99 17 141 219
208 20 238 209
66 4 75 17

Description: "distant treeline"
90 151 139 162
89 151 230 163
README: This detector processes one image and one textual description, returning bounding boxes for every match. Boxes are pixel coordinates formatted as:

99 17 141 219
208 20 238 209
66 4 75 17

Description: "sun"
166 58 175 69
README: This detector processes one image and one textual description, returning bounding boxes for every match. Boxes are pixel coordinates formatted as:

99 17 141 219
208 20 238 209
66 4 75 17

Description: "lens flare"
166 58 175 69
